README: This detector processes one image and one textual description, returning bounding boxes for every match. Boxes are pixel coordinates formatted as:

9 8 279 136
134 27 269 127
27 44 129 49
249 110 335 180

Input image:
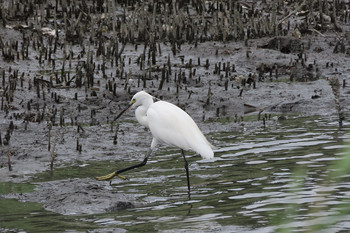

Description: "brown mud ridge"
0 1 350 215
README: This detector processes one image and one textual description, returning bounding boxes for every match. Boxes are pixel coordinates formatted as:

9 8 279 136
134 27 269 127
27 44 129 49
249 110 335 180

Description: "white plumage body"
147 101 214 160
131 91 214 160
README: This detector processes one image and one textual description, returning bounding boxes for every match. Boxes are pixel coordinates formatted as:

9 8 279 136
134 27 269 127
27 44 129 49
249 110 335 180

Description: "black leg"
181 150 191 199
116 156 148 175
96 148 152 181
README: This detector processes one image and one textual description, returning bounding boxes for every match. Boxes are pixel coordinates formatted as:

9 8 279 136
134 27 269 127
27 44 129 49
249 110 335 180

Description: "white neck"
135 97 153 128
135 105 149 127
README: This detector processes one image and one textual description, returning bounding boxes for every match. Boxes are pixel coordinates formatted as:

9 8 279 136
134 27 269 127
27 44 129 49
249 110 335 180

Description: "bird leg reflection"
182 150 191 200
96 149 152 181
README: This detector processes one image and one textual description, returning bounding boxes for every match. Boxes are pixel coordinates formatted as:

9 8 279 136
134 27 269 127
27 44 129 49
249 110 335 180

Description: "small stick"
278 0 308 26
76 138 80 151
50 132 58 171
77 124 85 133
7 151 12 171
113 123 119 145
47 121 52 151
239 88 243 97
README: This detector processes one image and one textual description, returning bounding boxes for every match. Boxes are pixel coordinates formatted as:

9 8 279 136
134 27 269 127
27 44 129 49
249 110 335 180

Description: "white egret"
96 91 215 198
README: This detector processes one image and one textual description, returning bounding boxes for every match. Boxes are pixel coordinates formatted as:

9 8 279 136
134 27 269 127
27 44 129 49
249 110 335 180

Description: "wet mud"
1 0 350 215
3 178 141 215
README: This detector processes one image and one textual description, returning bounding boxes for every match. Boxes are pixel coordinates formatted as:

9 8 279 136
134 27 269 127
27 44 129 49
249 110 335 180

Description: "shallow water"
1 115 350 232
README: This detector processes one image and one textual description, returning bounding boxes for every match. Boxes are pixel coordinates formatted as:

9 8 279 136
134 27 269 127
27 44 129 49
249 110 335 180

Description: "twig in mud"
76 138 82 153
7 151 12 171
239 89 243 97
330 0 342 32
47 121 52 151
113 123 119 145
72 8 86 31
116 42 126 62
50 132 58 171
206 86 212 106
258 109 264 121
309 28 325 37
329 77 344 127
278 0 309 26
77 124 85 133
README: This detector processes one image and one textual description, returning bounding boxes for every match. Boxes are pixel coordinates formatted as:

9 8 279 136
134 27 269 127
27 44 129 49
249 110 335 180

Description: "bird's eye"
131 98 136 104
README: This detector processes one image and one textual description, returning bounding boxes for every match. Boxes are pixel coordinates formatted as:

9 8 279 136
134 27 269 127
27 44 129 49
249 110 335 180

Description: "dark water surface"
1 115 350 232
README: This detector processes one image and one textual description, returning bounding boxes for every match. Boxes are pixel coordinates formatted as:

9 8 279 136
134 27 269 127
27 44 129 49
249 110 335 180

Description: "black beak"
113 103 133 122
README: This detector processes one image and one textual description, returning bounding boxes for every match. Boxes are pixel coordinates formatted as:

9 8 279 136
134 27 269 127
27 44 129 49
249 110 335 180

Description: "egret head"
113 91 153 122
129 91 153 109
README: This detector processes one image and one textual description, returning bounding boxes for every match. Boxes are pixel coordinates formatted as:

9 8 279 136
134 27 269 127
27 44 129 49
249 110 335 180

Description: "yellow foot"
96 172 127 181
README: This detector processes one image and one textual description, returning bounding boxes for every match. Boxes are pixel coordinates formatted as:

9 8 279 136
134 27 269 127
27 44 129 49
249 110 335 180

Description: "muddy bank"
0 0 350 216
3 178 143 215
